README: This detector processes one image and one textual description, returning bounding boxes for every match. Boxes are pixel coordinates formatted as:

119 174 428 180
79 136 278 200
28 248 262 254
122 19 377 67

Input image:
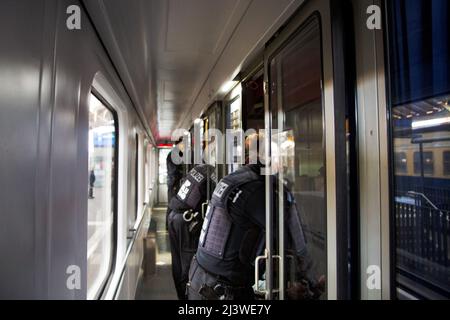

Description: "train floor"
135 206 178 300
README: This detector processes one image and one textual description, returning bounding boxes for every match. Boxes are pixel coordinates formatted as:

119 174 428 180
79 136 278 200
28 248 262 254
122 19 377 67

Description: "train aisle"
136 207 178 300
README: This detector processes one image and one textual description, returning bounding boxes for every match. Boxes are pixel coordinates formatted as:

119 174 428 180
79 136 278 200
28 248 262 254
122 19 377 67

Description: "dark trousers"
166 183 178 229
168 210 198 300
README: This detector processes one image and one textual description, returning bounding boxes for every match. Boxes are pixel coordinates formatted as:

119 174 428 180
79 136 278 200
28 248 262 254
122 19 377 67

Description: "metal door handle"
201 201 209 219
254 250 268 295
255 253 282 295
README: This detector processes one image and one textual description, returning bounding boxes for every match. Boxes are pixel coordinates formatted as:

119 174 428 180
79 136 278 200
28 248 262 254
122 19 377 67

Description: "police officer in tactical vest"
187 134 325 300
168 164 217 299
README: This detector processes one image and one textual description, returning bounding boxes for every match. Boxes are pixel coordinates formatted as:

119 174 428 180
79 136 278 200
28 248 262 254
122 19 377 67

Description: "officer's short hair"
174 137 183 145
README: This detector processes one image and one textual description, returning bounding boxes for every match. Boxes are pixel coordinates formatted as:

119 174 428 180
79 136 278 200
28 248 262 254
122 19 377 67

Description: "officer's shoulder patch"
190 168 205 183
177 179 192 200
213 181 229 199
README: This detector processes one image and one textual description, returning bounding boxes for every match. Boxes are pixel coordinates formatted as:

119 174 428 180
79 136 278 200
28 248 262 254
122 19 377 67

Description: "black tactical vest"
196 165 308 286
196 165 263 285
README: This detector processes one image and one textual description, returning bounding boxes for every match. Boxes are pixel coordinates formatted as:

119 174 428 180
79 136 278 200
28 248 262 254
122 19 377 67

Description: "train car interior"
0 0 449 301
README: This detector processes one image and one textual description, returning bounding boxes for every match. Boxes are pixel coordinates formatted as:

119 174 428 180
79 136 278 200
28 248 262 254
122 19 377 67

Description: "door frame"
351 0 391 299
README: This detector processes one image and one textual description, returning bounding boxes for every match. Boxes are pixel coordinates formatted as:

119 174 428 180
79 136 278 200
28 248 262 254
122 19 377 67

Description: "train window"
395 152 408 174
242 72 265 132
126 133 139 240
186 127 194 173
444 152 450 176
226 85 243 174
87 93 118 300
269 16 327 298
203 102 223 180
144 140 150 204
413 152 434 176
387 0 450 298
135 133 139 221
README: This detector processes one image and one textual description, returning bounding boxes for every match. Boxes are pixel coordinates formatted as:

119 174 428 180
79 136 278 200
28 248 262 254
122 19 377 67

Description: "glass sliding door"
262 0 339 300
268 15 327 300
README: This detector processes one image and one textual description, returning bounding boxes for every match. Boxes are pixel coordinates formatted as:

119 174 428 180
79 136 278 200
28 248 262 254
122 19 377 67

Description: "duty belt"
198 283 235 300
189 258 251 300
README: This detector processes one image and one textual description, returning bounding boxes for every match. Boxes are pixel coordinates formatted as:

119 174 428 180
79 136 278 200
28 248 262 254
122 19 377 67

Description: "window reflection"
395 152 408 174
413 152 434 175
392 94 450 294
87 93 117 300
387 0 450 297
444 152 450 176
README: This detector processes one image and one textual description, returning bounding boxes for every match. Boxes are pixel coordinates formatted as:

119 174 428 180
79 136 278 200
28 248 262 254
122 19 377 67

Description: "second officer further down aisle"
168 164 217 299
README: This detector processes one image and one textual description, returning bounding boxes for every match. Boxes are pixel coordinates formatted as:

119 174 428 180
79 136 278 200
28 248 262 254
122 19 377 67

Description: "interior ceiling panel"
166 0 240 54
84 0 303 143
